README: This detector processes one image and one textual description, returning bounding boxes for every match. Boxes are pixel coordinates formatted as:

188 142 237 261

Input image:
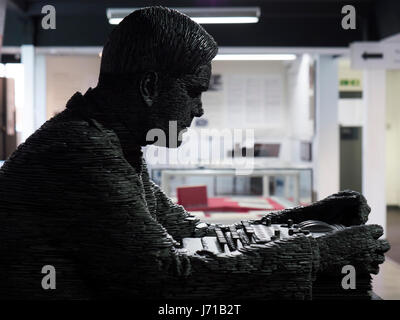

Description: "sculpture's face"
151 63 212 147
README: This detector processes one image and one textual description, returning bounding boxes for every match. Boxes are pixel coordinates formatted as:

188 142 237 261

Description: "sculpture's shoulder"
37 110 119 150
5 111 121 171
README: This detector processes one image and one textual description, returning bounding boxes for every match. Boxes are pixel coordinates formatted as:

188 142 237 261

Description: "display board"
201 74 284 129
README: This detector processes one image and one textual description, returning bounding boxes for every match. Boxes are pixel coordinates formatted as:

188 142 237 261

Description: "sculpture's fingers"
377 239 391 253
368 263 380 275
344 193 370 226
196 249 218 258
367 225 384 239
372 252 386 265
357 196 371 225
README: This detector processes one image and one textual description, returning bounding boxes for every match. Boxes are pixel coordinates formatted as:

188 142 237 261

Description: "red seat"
176 185 272 212
177 185 208 209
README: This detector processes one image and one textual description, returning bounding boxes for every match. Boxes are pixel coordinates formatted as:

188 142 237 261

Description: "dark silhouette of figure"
0 7 389 299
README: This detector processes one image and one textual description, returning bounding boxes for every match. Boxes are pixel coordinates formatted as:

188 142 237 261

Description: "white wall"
46 55 100 119
34 54 47 130
386 70 400 206
313 55 340 200
363 70 386 230
209 60 291 165
208 60 288 130
338 58 364 127
286 54 314 164
21 45 36 141
287 54 314 141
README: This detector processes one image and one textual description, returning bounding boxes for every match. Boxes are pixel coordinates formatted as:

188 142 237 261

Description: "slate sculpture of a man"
0 7 389 299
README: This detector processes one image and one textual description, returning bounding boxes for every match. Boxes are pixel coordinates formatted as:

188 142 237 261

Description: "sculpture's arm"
146 178 215 240
46 128 320 299
169 235 320 299
265 190 371 227
138 159 214 240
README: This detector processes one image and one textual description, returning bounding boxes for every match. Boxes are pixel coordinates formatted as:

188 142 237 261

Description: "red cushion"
177 185 287 212
177 185 208 208
180 197 287 212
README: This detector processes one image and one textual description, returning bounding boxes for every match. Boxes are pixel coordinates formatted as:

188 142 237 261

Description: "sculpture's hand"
266 190 371 227
317 224 390 275
320 190 371 226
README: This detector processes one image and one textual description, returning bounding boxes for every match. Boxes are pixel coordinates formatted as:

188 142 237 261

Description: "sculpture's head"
98 6 218 147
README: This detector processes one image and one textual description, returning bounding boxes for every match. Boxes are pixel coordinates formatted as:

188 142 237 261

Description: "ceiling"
3 0 400 48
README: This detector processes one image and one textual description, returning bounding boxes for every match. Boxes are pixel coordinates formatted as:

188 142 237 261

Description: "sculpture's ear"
140 71 159 107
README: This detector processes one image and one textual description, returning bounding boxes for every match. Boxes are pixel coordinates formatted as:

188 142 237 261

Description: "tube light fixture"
107 7 261 25
213 54 297 61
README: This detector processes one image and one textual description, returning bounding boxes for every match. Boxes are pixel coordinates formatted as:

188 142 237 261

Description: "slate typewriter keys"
280 218 296 228
179 219 343 256
238 228 251 246
263 217 272 226
224 231 236 252
229 225 240 247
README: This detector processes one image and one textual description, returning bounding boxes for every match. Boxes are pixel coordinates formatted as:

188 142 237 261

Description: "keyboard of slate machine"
180 218 346 255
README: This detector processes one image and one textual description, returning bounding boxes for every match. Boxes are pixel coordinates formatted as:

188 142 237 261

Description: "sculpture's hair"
99 6 218 80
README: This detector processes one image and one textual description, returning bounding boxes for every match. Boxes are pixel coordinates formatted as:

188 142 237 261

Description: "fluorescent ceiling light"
192 17 258 24
109 17 258 25
107 7 260 25
109 18 123 25
213 54 297 61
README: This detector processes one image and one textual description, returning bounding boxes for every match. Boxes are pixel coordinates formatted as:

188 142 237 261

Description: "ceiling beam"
8 0 28 14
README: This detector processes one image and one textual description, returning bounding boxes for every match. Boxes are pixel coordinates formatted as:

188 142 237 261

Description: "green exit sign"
340 79 360 86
